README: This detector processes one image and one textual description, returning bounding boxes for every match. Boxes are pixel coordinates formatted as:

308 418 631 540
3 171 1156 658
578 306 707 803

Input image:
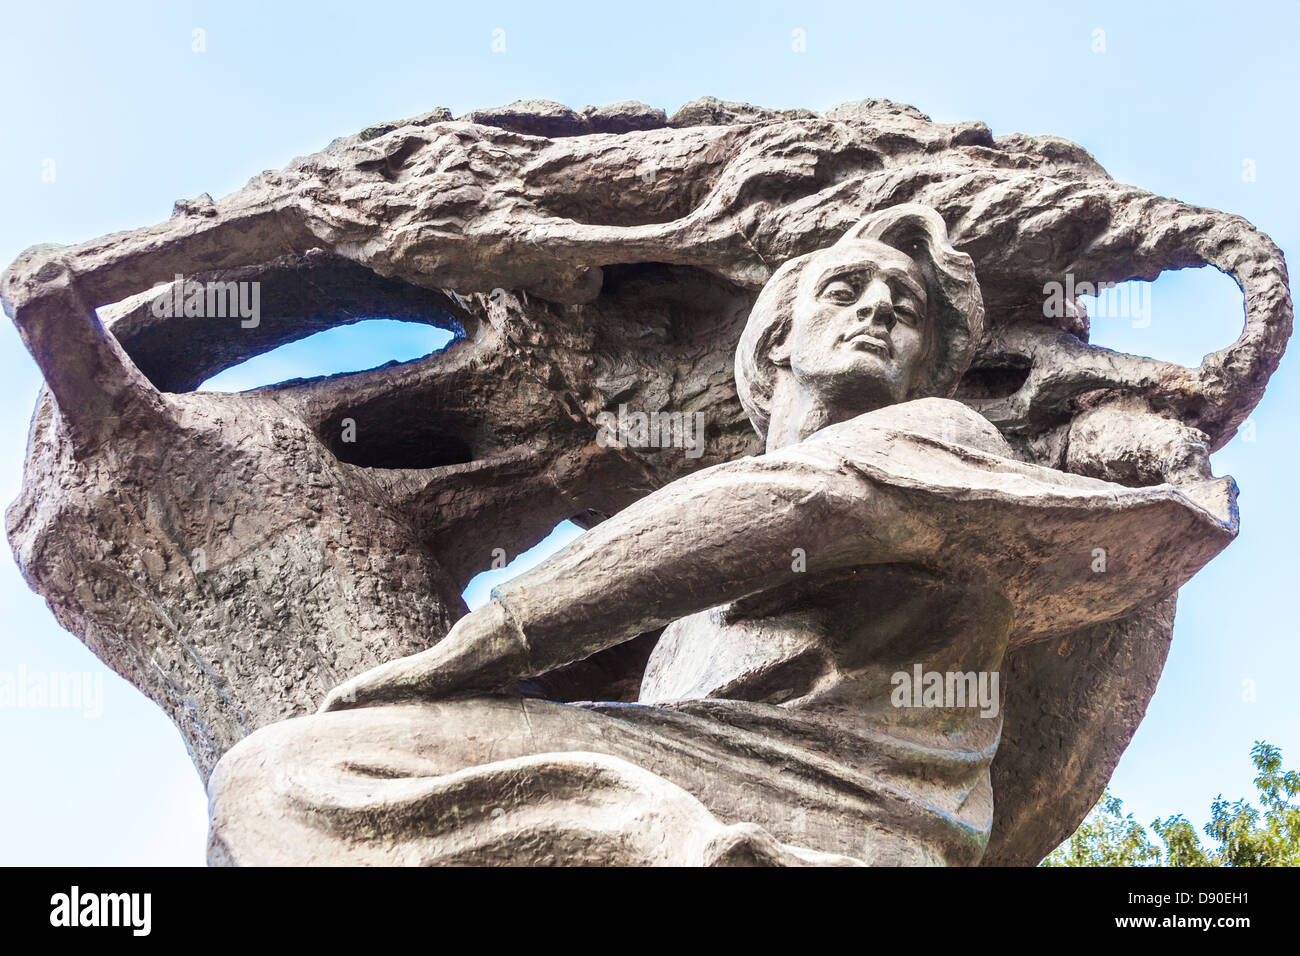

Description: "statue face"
779 239 930 410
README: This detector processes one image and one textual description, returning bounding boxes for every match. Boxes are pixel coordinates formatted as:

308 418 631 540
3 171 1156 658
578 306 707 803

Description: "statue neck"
766 377 887 452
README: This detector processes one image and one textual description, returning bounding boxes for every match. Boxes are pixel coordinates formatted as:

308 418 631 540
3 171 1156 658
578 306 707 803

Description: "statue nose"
856 280 895 330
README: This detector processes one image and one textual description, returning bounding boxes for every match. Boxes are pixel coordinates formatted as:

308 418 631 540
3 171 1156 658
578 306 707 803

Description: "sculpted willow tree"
2 97 1291 865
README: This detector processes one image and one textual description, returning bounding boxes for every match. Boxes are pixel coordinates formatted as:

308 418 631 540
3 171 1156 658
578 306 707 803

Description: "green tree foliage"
1040 791 1160 866
1041 741 1300 866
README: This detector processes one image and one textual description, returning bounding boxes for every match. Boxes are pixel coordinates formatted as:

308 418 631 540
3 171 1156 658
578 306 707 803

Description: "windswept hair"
735 203 984 441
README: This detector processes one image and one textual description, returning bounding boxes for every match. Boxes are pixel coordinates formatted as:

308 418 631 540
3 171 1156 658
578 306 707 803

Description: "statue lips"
841 327 892 357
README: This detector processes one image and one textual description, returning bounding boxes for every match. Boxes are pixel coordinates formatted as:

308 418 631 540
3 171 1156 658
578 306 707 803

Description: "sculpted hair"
735 203 984 441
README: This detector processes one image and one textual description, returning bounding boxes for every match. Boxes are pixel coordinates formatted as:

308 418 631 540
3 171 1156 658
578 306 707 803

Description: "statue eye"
822 280 857 303
894 294 923 326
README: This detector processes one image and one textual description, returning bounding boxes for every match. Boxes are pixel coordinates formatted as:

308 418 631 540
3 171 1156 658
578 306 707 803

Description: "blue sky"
0 1 1296 864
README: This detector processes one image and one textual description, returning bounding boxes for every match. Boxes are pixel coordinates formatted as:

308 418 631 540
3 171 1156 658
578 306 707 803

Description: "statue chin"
829 368 908 411
779 363 910 433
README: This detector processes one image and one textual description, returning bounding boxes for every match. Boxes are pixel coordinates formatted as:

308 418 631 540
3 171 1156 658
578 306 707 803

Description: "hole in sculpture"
197 320 457 392
325 418 474 470
955 357 1032 400
460 518 656 704
1074 266 1244 369
461 521 587 611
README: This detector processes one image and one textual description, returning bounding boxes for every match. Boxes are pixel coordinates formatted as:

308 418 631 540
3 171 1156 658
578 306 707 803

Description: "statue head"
736 204 983 448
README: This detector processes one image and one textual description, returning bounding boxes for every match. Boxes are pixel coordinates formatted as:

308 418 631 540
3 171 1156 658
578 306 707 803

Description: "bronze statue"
206 205 1237 866
4 98 1286 865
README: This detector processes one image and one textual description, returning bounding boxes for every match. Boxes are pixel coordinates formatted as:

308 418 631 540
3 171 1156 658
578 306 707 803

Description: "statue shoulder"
836 397 1014 458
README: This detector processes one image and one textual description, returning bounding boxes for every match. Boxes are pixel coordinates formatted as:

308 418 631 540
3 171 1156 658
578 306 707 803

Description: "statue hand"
318 598 529 712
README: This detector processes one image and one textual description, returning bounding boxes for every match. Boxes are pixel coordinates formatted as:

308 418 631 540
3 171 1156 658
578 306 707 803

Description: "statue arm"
320 429 920 710
320 401 1236 711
